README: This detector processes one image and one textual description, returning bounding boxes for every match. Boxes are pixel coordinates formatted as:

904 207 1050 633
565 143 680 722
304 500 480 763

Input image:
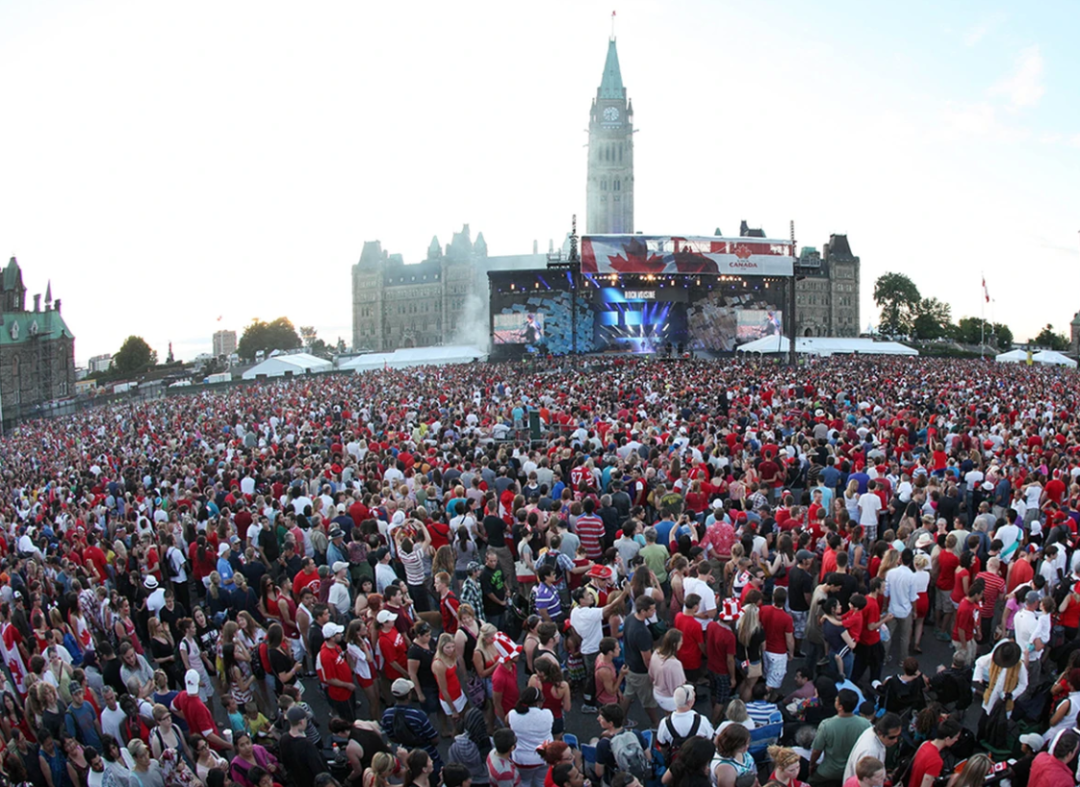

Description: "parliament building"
352 35 860 351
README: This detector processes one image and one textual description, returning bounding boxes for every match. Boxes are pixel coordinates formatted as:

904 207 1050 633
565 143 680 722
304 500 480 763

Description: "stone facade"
212 330 237 358
0 257 76 425
351 225 547 352
586 39 634 235
794 235 861 338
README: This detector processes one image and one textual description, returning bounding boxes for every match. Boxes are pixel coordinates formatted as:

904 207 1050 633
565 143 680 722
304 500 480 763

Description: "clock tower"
586 37 634 235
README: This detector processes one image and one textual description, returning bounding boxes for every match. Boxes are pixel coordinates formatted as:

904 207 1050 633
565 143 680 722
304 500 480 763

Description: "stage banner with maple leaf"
581 236 795 277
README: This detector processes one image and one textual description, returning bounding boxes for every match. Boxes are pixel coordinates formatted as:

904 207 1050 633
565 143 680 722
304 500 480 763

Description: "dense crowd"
1 354 1080 787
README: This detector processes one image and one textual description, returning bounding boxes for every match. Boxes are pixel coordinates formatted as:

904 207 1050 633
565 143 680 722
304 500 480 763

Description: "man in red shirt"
908 719 962 787
706 614 737 722
851 577 892 686
952 579 983 665
575 499 605 560
377 610 409 682
934 533 960 640
83 534 109 586
673 594 705 681
759 587 794 701
173 669 232 752
436 572 460 634
291 558 321 598
317 623 356 720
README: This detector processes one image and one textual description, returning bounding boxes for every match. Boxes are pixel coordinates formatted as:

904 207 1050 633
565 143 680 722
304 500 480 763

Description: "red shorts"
356 674 374 688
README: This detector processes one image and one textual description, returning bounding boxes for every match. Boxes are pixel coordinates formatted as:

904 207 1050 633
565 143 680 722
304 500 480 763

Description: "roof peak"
598 38 625 101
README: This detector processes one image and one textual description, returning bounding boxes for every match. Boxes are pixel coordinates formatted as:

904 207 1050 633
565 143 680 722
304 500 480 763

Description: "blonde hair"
127 739 149 760
914 553 931 571
767 745 800 771
737 603 760 647
435 633 456 662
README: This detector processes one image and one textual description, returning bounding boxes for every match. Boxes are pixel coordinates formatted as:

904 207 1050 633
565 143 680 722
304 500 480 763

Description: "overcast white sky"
1 1 1078 364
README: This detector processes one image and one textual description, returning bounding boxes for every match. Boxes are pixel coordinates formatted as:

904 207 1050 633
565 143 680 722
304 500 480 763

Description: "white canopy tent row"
735 337 919 357
338 345 488 373
994 348 1078 368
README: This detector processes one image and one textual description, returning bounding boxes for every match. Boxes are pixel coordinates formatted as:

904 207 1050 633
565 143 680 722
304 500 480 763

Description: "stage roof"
241 353 334 379
736 337 918 356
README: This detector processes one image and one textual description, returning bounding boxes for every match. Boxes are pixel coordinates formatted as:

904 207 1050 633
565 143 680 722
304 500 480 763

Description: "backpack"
390 708 426 748
657 714 702 763
609 729 648 781
164 546 188 581
538 551 565 584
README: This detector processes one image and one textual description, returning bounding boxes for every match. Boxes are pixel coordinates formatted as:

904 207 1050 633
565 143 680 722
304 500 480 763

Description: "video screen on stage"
737 309 784 340
687 293 783 352
493 312 545 345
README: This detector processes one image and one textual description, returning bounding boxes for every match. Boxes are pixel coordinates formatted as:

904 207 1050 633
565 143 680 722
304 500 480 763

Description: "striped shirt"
381 705 442 769
575 514 605 559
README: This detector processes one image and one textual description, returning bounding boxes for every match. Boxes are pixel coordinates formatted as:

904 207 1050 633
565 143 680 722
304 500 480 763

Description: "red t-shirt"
84 545 109 582
820 549 837 581
378 629 408 680
1007 559 1034 593
759 605 793 655
318 643 354 701
909 741 944 787
953 598 979 642
440 592 461 635
936 550 959 591
858 595 881 646
950 568 971 604
674 612 704 669
492 662 520 716
706 621 736 675
173 692 219 742
842 608 864 644
977 571 1006 620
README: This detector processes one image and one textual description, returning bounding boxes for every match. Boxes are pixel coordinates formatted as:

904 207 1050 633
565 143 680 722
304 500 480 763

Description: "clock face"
603 106 619 122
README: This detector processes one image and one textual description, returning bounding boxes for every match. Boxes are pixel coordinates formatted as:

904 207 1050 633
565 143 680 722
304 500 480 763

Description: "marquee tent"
994 349 1029 363
736 337 918 357
339 345 487 373
1032 350 1077 368
241 352 334 379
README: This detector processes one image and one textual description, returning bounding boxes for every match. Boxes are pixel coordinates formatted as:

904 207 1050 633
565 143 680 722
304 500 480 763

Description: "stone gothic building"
351 35 860 350
0 257 76 426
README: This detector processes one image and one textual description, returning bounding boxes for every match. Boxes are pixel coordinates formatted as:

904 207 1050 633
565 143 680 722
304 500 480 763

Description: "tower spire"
611 9 616 40
598 38 624 100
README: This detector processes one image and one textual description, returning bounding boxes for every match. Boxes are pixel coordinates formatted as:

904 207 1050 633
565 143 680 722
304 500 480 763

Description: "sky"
1 1 1078 365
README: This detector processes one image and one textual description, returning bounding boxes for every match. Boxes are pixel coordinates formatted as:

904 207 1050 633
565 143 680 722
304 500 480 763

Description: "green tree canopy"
1033 323 1069 351
911 297 952 340
113 335 157 373
873 272 921 336
237 317 302 359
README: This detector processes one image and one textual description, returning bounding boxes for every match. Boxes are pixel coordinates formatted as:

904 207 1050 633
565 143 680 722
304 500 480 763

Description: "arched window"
615 179 620 191
619 143 623 162
601 179 607 191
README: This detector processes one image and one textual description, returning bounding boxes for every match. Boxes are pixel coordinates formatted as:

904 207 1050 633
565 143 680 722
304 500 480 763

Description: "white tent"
339 345 487 373
994 349 1029 363
736 337 918 356
1032 350 1077 368
241 352 334 379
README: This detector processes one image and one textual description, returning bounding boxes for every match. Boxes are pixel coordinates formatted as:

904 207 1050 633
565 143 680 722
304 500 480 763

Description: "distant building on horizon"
88 353 113 373
0 256 76 426
213 329 238 358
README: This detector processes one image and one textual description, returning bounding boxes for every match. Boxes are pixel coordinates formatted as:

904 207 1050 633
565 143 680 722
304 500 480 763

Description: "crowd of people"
0 354 1079 787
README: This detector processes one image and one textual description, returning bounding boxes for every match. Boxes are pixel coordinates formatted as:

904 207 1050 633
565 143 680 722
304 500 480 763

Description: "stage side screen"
493 312 545 345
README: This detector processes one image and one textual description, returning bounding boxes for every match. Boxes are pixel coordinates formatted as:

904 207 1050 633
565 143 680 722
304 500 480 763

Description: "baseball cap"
391 678 415 697
1019 733 1044 751
466 561 482 574
376 610 398 624
286 705 308 724
322 622 345 639
1025 590 1041 604
795 550 815 562
218 543 230 556
184 669 201 695
68 680 83 695
332 561 349 573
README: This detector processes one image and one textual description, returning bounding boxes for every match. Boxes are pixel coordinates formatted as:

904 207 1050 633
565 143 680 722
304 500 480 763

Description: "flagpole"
980 271 985 358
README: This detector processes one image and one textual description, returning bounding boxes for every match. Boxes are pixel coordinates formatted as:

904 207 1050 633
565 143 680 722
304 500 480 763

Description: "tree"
911 297 952 340
1033 323 1069 351
873 273 921 336
237 317 302 359
956 317 991 345
113 335 157 373
299 325 331 358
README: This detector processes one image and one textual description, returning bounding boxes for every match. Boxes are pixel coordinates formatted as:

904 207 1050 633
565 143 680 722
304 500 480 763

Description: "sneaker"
581 704 598 714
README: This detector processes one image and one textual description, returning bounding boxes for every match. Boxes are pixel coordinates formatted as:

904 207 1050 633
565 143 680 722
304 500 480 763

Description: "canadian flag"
982 276 990 303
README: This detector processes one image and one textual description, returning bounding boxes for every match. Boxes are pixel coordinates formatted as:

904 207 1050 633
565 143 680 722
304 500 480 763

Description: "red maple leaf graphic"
733 244 753 260
672 250 720 274
607 238 666 274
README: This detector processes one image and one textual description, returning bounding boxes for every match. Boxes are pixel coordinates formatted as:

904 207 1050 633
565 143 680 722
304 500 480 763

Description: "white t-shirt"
508 708 554 766
682 576 716 630
657 709 714 745
857 492 882 526
569 606 605 655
